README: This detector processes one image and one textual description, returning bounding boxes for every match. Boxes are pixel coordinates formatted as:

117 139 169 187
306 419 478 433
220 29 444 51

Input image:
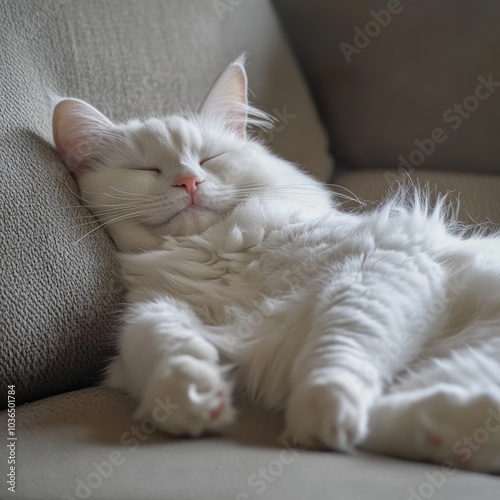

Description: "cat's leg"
362 253 500 473
284 250 447 452
361 337 500 473
105 297 235 436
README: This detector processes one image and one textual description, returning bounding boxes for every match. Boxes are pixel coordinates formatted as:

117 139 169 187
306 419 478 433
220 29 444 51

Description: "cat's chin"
151 205 221 237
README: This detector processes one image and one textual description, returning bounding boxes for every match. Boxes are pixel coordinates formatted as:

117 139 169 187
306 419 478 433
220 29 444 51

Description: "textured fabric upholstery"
2 388 499 500
0 0 332 406
273 0 500 173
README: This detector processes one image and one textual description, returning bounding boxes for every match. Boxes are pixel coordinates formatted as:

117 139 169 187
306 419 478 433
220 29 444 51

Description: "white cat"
53 57 500 473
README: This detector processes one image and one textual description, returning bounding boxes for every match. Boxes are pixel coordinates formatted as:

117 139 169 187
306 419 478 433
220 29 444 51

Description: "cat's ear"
199 56 248 139
53 98 114 176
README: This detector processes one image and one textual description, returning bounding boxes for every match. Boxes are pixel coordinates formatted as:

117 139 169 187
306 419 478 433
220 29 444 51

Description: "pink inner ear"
228 70 248 138
199 61 249 139
53 98 112 175
54 132 91 175
227 109 247 138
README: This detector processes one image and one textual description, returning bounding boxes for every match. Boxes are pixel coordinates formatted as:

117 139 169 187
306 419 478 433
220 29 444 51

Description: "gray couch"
1 1 499 499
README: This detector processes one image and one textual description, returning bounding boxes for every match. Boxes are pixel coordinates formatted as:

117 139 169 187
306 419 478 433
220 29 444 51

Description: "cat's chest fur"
119 212 377 326
120 223 271 324
120 221 327 322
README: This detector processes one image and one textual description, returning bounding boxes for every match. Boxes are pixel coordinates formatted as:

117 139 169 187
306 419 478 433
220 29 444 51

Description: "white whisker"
73 210 149 244
108 185 156 199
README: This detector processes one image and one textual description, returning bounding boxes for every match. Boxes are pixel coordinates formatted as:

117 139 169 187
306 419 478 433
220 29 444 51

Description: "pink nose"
174 175 202 198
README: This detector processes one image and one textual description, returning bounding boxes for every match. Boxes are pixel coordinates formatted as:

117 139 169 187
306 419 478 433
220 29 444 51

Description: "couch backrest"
273 0 500 174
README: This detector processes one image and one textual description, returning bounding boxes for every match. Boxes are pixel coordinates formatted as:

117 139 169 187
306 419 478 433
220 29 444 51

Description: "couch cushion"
333 168 500 229
0 0 332 407
273 0 500 174
2 387 499 500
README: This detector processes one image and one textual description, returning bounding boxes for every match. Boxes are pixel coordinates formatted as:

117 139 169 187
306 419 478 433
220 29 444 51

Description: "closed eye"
200 153 224 166
132 167 161 173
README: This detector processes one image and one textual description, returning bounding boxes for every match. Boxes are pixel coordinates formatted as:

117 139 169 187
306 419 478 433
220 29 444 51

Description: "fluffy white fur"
53 58 500 473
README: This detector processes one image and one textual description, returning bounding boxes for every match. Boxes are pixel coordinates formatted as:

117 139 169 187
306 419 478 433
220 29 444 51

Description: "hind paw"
414 388 500 473
285 375 371 451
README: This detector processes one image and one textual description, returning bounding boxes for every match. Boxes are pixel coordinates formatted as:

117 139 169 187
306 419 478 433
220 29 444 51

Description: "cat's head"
53 57 332 252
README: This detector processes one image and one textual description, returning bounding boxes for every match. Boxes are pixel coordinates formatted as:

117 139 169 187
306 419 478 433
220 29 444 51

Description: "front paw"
135 355 235 437
285 377 370 452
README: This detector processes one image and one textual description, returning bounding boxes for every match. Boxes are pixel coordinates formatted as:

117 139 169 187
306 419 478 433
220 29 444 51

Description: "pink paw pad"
427 433 443 447
210 392 225 420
